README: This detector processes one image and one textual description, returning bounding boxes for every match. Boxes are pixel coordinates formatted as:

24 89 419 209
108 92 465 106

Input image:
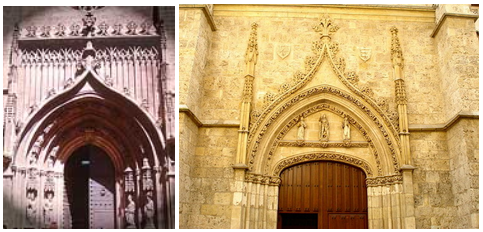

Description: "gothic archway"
234 16 414 229
7 71 168 229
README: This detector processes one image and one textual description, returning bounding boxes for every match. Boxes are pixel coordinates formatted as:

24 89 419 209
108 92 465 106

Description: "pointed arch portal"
6 69 171 229
230 15 416 229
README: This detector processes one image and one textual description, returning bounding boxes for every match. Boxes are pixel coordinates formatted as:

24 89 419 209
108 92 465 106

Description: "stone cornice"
431 13 479 38
409 111 479 132
180 4 217 31
179 105 239 128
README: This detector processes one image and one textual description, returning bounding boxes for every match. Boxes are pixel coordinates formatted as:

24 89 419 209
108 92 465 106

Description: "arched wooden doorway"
277 161 368 229
64 145 115 229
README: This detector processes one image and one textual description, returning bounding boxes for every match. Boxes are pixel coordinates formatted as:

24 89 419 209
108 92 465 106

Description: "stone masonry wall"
179 4 479 229
179 8 213 117
410 131 454 229
447 119 479 228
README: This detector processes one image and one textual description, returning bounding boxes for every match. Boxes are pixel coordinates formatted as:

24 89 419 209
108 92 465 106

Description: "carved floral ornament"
246 16 402 177
249 15 399 141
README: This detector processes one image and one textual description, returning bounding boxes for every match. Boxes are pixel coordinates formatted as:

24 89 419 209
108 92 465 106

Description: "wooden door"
278 161 368 229
88 146 116 229
64 145 116 229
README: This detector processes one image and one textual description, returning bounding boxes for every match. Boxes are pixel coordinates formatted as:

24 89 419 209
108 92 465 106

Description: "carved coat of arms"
277 44 291 59
359 47 371 62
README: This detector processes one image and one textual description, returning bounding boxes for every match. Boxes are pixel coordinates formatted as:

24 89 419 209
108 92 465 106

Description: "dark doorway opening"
64 145 116 229
280 213 318 229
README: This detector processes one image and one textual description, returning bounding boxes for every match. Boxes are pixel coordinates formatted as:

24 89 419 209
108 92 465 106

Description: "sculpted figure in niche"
26 192 37 226
125 194 136 228
43 192 54 228
343 116 351 141
319 114 329 142
297 116 307 141
144 192 155 228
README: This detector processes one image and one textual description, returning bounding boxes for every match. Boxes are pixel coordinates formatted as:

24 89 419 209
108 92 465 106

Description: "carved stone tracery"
248 16 400 152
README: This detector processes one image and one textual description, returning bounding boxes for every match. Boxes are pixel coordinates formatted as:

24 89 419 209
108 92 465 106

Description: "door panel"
278 161 368 229
88 147 115 229
64 145 115 229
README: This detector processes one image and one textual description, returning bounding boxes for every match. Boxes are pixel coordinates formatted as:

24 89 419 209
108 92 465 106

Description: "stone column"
153 165 166 228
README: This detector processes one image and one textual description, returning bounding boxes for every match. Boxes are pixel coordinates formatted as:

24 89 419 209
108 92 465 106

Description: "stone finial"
245 23 259 65
313 15 339 40
390 26 404 69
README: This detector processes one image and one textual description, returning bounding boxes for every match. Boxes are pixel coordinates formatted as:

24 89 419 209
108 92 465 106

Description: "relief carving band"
319 114 329 142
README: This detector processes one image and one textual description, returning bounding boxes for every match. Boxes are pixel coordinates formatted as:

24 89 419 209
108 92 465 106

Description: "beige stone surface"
179 4 479 229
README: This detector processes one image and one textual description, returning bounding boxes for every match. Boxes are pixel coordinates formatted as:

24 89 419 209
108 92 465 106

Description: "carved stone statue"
144 193 155 229
319 114 329 142
81 12 97 37
297 116 307 141
43 192 54 228
142 158 154 191
343 116 351 141
26 192 37 227
124 167 135 193
125 194 136 228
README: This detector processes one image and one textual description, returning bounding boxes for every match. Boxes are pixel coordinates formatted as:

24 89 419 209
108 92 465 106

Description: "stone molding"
431 13 479 38
409 111 479 132
278 140 369 148
179 105 240 128
179 4 217 31
366 174 403 187
272 152 374 177
244 172 281 186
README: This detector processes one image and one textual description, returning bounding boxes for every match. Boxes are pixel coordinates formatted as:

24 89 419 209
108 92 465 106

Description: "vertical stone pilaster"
234 22 258 167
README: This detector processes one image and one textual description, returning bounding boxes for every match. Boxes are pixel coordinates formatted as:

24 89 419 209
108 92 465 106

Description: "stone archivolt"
247 85 400 175
262 103 383 176
272 152 373 178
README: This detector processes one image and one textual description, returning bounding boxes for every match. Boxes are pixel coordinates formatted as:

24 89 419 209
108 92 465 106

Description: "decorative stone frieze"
272 152 373 177
20 11 158 39
278 140 368 148
366 175 403 187
244 172 280 186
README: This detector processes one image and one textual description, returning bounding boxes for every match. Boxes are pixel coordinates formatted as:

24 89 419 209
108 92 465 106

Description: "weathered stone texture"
446 119 479 228
179 8 213 117
179 4 479 229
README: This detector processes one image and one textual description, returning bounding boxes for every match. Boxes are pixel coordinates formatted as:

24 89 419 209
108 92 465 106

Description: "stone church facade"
179 4 479 229
3 7 175 229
